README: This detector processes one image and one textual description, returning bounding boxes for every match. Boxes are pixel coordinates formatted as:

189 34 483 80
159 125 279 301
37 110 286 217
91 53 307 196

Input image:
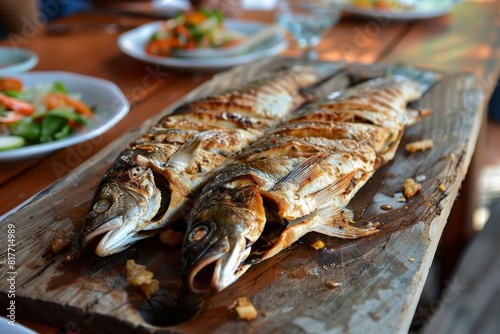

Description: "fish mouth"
81 216 157 257
186 252 226 293
81 217 123 252
184 237 251 293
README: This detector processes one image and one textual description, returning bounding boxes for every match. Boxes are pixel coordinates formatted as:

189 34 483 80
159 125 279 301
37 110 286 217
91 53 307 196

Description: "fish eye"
189 225 209 242
93 198 112 213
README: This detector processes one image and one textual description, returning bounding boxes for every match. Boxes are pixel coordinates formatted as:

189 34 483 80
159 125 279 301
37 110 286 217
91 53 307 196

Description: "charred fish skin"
82 67 321 257
182 75 431 293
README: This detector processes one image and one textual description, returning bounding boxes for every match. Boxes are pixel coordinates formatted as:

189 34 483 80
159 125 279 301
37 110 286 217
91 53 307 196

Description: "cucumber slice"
0 135 26 151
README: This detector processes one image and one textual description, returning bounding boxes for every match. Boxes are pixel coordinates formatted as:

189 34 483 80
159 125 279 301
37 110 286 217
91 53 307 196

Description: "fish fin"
405 108 434 126
387 64 442 93
273 152 330 190
314 169 358 208
166 131 212 171
311 206 378 239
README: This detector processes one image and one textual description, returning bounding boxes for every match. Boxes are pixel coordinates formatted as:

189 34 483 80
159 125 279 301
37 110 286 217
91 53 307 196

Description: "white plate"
0 72 129 161
0 47 38 75
0 317 37 334
343 0 456 20
117 19 288 70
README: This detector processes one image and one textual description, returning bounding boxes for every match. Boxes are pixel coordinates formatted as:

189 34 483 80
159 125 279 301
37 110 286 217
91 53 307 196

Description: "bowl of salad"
0 72 129 161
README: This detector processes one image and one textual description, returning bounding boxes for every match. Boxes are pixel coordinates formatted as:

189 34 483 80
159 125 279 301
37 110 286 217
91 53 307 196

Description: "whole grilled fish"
81 67 321 256
182 75 432 293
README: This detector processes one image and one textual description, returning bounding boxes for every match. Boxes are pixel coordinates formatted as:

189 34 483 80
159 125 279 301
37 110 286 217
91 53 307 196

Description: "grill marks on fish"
81 67 320 256
182 75 430 292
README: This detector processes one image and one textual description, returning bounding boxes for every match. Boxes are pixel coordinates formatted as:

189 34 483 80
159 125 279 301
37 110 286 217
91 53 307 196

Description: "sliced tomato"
44 92 93 117
0 94 34 115
0 77 23 91
145 39 179 56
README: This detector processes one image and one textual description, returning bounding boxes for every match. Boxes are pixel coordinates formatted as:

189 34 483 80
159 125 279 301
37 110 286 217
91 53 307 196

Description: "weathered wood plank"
0 59 485 334
422 200 500 334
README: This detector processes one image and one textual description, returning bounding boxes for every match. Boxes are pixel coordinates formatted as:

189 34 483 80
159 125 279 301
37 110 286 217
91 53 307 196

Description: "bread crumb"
449 153 456 162
403 178 422 199
311 240 325 250
233 297 258 321
409 257 414 262
126 259 159 299
438 184 446 192
406 139 433 153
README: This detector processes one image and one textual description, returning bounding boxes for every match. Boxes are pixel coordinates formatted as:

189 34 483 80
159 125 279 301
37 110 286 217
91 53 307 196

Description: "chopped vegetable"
0 79 93 150
0 94 34 115
0 135 25 151
145 9 244 57
0 77 23 91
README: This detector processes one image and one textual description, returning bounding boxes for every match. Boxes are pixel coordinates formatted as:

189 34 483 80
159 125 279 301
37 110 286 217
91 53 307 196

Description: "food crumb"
403 178 422 199
409 257 414 262
406 139 433 153
415 174 427 182
397 196 406 202
324 279 342 289
125 259 159 299
233 297 258 321
311 240 325 250
159 227 185 248
50 230 75 254
449 153 456 162
438 184 446 192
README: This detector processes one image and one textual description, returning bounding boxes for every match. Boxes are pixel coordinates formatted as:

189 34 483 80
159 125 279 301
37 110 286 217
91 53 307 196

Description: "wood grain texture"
0 58 485 334
422 200 500 334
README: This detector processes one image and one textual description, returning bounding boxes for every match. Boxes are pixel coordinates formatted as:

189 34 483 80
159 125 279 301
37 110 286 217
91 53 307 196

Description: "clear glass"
276 0 343 60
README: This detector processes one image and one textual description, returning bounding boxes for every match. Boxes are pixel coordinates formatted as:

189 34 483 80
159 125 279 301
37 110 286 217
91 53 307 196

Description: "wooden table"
1 1 500 333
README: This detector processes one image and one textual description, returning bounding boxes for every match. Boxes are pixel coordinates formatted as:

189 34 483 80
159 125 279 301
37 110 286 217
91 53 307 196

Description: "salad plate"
0 47 38 75
0 72 129 161
343 0 456 20
117 19 288 70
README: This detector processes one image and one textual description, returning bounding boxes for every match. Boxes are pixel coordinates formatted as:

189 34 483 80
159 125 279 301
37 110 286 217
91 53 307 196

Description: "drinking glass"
276 0 343 60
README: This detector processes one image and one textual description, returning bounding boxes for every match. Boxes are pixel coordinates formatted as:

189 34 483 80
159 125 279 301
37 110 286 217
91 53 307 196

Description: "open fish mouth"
184 236 252 293
81 216 157 256
186 252 226 293
80 216 123 252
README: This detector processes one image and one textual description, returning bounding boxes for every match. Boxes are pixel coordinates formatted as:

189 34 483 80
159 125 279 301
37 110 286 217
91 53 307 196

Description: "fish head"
181 205 252 293
81 165 162 256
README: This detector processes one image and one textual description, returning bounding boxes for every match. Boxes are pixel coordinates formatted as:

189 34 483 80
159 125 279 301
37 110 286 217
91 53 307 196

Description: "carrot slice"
0 77 23 91
184 12 207 25
145 39 179 56
44 92 93 117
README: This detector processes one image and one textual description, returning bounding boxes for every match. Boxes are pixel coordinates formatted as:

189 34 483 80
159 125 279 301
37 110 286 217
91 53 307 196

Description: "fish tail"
387 64 442 93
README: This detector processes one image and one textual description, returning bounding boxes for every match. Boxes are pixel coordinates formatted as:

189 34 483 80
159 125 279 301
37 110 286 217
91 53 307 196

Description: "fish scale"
80 66 321 257
182 74 434 293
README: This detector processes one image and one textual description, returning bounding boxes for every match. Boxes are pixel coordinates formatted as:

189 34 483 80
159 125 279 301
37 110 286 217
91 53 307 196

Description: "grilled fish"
182 75 432 293
81 67 321 256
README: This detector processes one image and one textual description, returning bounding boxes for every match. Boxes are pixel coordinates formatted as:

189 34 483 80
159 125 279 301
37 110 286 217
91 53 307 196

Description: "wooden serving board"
0 58 485 334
